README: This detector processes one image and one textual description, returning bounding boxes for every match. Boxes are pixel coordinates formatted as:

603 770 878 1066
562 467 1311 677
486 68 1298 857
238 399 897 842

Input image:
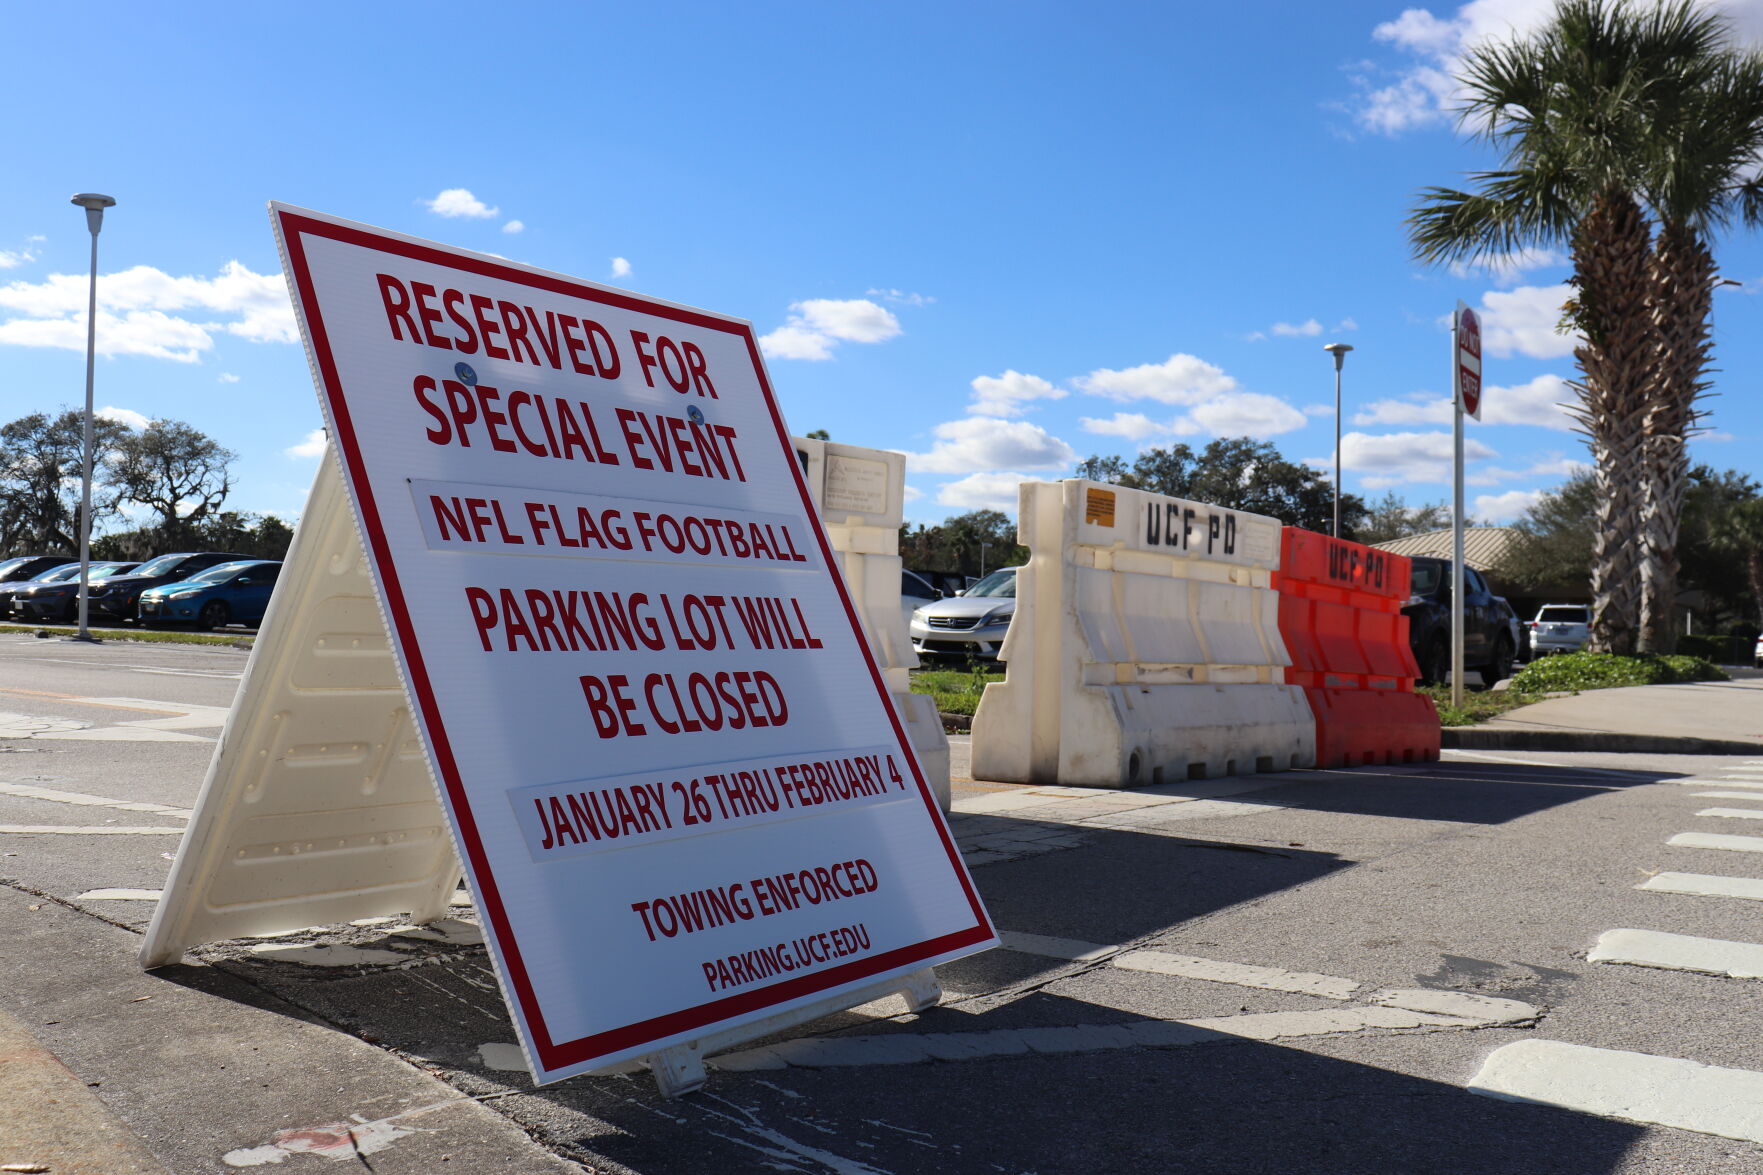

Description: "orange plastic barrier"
1273 528 1439 768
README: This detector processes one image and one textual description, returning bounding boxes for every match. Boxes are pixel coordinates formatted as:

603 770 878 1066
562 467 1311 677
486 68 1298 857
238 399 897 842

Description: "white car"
1529 604 1591 655
909 567 1017 662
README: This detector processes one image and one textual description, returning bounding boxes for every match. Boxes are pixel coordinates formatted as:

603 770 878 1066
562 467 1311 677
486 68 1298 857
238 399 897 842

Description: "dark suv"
85 552 251 623
1403 556 1517 686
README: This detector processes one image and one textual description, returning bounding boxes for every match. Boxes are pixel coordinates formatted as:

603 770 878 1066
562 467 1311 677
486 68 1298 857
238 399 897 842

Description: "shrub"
1511 651 1728 693
1676 634 1742 664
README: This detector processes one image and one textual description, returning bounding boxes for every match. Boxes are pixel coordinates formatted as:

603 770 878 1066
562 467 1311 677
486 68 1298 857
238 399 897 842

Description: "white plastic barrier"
792 436 951 810
970 479 1315 787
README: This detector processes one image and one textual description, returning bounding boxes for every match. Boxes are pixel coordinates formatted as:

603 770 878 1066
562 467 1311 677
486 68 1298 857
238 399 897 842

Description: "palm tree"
1407 0 1762 654
1636 50 1763 650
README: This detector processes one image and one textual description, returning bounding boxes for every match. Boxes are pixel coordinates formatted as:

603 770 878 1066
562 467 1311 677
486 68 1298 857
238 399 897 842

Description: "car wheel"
1480 636 1514 687
1419 637 1449 686
200 601 230 630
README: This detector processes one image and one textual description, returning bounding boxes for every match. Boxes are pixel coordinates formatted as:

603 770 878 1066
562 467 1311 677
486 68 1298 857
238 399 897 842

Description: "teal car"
138 560 282 629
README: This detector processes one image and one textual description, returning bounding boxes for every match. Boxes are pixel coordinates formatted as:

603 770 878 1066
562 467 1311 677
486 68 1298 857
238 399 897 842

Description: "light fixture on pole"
69 193 115 644
1322 343 1354 538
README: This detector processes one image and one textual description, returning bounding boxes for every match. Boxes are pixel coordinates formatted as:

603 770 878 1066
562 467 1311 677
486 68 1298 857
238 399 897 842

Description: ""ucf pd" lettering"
1326 541 1388 589
1145 502 1236 556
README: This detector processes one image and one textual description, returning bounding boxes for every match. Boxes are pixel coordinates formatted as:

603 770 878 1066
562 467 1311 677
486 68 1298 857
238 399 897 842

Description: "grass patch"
910 665 1005 716
0 622 253 648
1419 684 1548 727
1424 651 1729 726
1511 651 1727 692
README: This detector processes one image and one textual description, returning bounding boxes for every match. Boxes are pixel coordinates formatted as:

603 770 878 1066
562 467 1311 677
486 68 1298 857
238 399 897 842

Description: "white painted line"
1470 1040 1763 1144
1181 1005 1471 1040
1086 799 1286 827
1698 807 1763 821
1370 988 1537 1025
711 995 1508 1072
1113 949 1361 999
1675 776 1763 786
1639 872 1763 901
1668 832 1763 853
1589 928 1763 979
0 824 187 835
997 930 1120 962
0 781 192 819
75 889 163 901
1692 792 1763 801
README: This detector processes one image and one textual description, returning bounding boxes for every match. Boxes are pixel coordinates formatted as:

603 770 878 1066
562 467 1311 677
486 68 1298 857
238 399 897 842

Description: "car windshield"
35 564 83 584
966 569 1017 598
0 558 28 577
132 554 193 577
92 563 135 580
1538 606 1589 623
1410 562 1443 595
184 562 254 585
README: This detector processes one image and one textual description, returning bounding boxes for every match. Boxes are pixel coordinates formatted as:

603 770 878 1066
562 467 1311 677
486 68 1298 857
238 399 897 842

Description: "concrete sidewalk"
1442 677 1763 754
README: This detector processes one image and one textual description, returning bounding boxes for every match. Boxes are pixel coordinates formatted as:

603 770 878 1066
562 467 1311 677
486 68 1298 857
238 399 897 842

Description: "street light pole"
69 193 115 644
1323 343 1354 538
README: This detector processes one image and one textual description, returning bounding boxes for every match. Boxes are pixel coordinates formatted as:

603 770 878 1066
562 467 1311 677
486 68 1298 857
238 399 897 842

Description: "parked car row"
0 551 281 629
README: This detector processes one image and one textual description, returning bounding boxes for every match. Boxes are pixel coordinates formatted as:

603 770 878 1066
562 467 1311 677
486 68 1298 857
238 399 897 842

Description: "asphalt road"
5 634 1763 1173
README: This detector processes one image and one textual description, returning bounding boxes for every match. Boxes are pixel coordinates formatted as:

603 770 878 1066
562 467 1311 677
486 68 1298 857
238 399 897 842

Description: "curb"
1441 727 1763 755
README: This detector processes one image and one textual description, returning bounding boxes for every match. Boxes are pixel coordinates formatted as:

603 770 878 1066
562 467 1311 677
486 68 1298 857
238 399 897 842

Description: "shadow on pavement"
1239 761 1678 826
504 1003 1647 1175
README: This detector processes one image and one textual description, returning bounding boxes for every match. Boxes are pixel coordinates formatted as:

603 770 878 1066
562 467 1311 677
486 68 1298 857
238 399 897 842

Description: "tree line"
0 409 293 562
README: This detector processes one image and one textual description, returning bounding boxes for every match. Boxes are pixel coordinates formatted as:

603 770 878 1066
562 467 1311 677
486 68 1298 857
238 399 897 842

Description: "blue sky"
4 0 1762 531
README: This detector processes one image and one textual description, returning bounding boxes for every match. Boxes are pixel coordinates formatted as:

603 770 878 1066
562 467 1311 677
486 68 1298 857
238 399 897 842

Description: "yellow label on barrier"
1085 488 1116 527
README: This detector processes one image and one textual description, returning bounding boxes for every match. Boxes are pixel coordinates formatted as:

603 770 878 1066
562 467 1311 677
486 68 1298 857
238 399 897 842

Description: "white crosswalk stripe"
1471 1041 1763 1144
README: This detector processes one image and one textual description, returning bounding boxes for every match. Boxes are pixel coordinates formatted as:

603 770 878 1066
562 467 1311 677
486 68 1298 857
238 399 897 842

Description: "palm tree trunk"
1639 223 1714 653
1566 189 1654 656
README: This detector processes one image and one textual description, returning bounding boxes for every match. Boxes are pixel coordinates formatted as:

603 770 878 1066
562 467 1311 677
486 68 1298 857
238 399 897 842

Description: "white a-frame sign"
141 206 995 1092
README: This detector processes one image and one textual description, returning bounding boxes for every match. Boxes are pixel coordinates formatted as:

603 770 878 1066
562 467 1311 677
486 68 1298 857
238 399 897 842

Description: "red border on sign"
273 208 993 1074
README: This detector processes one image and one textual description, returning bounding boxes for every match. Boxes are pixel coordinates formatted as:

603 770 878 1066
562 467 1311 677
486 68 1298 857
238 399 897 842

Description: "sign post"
1451 301 1483 710
149 206 995 1091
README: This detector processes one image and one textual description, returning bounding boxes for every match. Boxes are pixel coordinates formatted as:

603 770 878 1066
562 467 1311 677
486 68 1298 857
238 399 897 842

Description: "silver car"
909 567 1017 661
1529 604 1591 655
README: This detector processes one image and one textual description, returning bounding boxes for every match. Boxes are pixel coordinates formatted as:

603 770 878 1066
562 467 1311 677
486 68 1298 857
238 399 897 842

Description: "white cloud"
1350 1 1558 134
759 298 901 361
1450 246 1568 286
0 240 41 269
936 471 1033 512
0 261 295 362
1271 318 1324 337
218 372 240 383
286 428 327 459
1475 489 1545 522
758 324 836 361
907 417 1076 474
968 370 1065 417
1333 429 1498 485
96 406 150 430
1355 372 1575 430
1080 412 1165 440
867 288 934 307
502 220 525 234
1184 392 1308 437
610 257 632 279
1335 317 1359 332
902 484 924 502
1304 403 1336 417
425 188 499 219
1074 353 1237 405
1478 284 1578 359
1350 1 1763 135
